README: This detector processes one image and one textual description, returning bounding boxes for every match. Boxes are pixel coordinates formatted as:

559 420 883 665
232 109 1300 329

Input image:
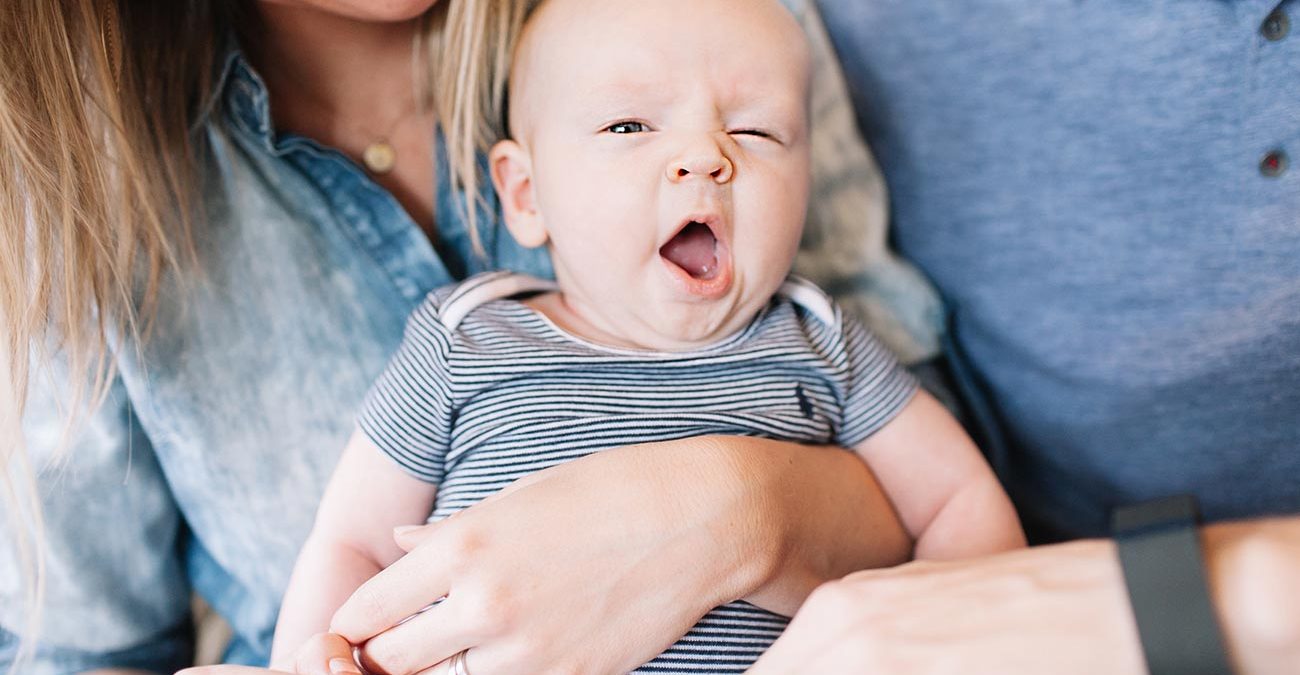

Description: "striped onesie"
358 271 917 674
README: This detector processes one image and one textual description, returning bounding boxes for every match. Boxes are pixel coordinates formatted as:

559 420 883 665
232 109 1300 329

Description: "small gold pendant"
363 141 396 175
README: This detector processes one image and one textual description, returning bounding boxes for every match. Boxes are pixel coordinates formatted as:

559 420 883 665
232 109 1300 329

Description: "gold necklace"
360 101 425 175
363 139 398 175
361 22 435 176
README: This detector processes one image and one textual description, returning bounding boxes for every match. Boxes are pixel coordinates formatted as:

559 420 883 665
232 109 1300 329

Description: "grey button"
1260 150 1288 178
1262 8 1290 41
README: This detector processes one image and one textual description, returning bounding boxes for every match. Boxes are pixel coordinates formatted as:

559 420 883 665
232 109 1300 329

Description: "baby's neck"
521 291 753 353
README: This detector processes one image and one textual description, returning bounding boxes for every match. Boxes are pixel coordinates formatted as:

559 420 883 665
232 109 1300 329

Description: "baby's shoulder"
773 275 841 329
766 276 887 363
411 271 556 335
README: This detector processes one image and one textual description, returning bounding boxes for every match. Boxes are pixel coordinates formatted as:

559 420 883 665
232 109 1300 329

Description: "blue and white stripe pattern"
358 271 917 673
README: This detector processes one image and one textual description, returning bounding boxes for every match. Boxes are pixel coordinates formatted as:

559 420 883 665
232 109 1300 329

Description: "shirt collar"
211 38 276 150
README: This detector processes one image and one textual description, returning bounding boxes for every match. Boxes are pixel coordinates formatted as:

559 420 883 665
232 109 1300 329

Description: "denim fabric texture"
1 47 554 672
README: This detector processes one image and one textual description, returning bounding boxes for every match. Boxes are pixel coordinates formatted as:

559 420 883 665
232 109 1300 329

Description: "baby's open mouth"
659 220 720 280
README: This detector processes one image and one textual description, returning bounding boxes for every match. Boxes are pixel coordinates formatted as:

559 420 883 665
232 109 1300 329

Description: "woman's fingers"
409 648 518 675
411 659 453 675
394 475 542 548
392 521 440 553
331 539 452 643
355 598 478 675
391 475 545 551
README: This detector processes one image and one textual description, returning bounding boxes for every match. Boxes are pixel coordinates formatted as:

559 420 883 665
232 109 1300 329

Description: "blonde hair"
0 0 532 668
431 0 534 253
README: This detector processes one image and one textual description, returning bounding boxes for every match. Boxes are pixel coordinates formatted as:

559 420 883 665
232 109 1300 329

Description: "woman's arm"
750 516 1300 674
319 435 909 675
713 436 914 615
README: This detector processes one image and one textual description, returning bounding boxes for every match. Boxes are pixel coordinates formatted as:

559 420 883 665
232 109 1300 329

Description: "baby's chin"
619 290 768 352
618 262 796 351
550 255 787 351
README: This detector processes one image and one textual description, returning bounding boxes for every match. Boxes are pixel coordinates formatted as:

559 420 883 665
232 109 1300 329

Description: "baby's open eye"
604 121 649 134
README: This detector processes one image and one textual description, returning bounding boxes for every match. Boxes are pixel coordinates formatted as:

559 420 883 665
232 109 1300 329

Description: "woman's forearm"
701 436 911 616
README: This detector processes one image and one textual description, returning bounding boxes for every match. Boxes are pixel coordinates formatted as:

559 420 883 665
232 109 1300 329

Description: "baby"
272 0 1025 672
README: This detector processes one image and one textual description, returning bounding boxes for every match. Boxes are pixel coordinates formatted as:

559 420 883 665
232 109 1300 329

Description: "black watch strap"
1112 495 1233 675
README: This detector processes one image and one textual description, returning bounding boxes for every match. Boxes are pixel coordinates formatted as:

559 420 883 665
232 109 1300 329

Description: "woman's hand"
330 435 910 675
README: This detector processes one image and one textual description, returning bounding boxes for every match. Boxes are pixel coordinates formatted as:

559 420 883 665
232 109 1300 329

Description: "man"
753 1 1300 672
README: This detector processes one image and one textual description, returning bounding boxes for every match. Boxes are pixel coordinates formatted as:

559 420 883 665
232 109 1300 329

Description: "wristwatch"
1111 495 1234 675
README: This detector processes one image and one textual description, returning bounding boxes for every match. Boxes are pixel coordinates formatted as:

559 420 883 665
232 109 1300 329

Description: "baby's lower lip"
659 248 733 299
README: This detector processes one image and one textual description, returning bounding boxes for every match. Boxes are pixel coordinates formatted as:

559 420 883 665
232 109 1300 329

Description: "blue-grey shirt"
818 0 1300 541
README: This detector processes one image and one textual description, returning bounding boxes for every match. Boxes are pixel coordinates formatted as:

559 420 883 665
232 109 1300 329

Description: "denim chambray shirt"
1 48 554 673
1 1 943 670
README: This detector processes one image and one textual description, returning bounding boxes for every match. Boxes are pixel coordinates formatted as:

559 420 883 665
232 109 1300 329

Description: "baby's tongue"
659 221 718 279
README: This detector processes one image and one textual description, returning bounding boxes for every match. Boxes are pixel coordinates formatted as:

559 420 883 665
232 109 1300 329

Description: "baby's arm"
270 428 437 671
854 390 1026 559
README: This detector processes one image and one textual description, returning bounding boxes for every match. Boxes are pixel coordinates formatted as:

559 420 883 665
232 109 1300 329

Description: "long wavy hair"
0 0 530 669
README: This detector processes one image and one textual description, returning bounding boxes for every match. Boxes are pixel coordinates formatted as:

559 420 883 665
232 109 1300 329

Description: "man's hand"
749 539 1146 674
749 518 1300 674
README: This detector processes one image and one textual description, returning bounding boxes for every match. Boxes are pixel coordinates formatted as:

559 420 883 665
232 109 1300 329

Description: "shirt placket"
1242 0 1298 183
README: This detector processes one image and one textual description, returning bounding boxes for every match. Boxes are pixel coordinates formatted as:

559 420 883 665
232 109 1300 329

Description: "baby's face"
493 0 812 350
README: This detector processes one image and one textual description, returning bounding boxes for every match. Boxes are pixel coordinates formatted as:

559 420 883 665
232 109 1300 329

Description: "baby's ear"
489 140 548 248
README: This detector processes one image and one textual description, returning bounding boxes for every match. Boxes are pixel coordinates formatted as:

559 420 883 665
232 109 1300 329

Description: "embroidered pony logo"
795 384 815 419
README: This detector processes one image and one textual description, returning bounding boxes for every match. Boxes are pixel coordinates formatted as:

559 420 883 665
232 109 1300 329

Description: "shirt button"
1262 8 1290 41
1260 149 1288 178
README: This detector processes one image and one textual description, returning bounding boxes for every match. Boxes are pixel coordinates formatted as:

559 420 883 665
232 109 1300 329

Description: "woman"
0 1 938 673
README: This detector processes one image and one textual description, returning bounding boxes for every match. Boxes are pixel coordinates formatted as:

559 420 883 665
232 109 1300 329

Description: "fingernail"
330 657 362 674
393 525 420 536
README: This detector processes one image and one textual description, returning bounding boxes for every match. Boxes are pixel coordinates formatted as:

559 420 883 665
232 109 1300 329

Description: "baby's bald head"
505 0 811 147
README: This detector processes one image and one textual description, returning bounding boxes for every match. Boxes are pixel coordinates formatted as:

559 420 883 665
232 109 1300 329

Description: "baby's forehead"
509 0 810 129
517 0 806 68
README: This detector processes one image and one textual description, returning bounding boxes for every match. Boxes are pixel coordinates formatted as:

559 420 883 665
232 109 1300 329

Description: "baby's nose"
667 147 734 184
